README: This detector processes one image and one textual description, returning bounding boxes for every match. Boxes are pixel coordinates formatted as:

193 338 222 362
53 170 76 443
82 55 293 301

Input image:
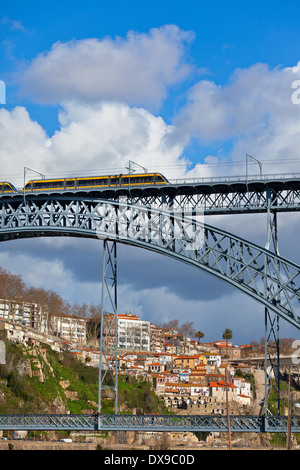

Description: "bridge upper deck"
1 172 300 214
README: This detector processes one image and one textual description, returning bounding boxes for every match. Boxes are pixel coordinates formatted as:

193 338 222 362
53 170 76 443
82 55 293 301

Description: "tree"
0 267 26 302
195 331 204 343
163 320 179 335
179 321 195 353
72 302 89 318
179 321 195 337
222 328 233 359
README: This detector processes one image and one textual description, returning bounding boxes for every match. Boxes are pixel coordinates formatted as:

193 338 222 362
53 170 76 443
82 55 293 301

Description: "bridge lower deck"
0 414 299 433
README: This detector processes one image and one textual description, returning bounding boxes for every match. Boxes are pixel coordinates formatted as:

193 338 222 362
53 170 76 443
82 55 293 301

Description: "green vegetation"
268 378 290 416
118 375 170 414
0 339 167 415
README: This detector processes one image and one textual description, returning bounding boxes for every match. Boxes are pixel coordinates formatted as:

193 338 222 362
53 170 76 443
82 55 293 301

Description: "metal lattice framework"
98 240 118 415
163 177 300 214
0 196 300 329
1 176 300 433
0 413 300 433
3 173 300 215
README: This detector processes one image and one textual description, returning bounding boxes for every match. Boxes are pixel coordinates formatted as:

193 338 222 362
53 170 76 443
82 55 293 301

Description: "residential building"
163 333 191 354
49 313 87 343
0 298 48 333
202 352 221 368
174 354 205 370
148 362 165 373
118 313 151 351
150 324 164 352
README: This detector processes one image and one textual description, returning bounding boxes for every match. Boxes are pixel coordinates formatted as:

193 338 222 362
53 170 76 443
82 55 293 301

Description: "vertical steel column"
264 188 280 417
264 307 280 416
98 239 118 417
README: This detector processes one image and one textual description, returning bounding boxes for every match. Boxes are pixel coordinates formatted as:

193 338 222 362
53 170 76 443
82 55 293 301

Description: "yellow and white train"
0 172 169 193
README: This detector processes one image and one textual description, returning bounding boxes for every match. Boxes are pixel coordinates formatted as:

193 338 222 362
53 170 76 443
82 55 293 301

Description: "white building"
0 298 48 333
117 313 150 351
49 314 87 344
233 376 252 403
203 353 222 368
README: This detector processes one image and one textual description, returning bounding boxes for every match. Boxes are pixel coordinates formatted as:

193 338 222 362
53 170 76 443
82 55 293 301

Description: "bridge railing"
168 172 300 185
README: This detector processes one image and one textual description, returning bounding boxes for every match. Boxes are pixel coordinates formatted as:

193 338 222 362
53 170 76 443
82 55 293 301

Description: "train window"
92 179 107 186
1 183 13 192
130 177 138 184
156 174 165 182
32 181 46 188
50 181 64 187
78 180 86 186
34 180 64 188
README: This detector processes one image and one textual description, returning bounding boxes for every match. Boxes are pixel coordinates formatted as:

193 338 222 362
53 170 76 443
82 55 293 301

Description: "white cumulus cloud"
0 101 188 187
171 61 300 175
20 25 194 109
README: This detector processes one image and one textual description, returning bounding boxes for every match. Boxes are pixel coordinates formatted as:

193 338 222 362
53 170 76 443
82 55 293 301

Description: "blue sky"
1 0 300 344
3 1 300 165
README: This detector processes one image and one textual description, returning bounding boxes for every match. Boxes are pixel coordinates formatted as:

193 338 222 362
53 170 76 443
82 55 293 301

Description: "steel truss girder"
0 197 299 329
0 413 300 433
126 187 300 215
3 176 300 214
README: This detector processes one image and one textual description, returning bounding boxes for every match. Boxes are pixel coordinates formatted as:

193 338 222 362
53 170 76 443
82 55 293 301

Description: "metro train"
0 172 169 193
0 182 17 193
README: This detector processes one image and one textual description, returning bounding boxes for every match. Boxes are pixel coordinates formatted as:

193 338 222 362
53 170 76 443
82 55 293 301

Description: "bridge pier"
98 239 118 418
264 308 280 415
264 194 281 416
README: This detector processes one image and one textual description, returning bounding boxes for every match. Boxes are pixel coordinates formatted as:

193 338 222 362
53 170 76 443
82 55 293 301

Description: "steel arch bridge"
1 174 300 433
0 195 299 327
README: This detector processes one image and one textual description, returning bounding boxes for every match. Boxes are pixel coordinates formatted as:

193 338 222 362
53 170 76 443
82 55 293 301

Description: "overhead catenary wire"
2 157 300 182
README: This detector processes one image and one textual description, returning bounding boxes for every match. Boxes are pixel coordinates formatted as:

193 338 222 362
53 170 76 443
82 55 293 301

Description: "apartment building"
99 313 151 351
49 313 87 343
118 313 151 351
0 298 48 333
150 323 164 352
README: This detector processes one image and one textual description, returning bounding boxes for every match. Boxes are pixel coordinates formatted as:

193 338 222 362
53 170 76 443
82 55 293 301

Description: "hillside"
0 334 168 415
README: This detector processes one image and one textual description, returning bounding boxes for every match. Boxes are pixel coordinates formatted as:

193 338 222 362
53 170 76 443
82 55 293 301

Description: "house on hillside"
148 362 165 373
